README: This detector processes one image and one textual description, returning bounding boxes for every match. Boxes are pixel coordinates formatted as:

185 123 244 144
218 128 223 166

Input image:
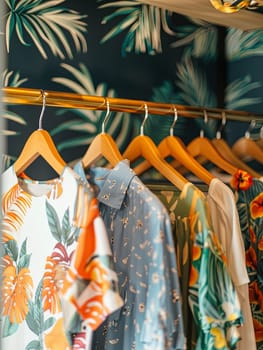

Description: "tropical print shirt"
73 160 185 350
230 170 263 349
148 182 243 350
207 178 256 350
1 165 122 350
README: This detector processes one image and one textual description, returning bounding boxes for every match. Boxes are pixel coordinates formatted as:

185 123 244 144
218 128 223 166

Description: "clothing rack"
2 86 263 122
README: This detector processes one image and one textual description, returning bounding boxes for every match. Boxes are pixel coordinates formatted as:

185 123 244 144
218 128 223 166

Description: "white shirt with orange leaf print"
1 165 123 350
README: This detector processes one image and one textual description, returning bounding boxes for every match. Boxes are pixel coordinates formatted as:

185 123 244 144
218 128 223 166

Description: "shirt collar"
74 160 135 210
95 160 135 209
73 160 87 181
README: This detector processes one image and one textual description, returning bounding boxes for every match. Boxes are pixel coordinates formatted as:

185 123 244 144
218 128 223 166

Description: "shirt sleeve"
59 195 123 345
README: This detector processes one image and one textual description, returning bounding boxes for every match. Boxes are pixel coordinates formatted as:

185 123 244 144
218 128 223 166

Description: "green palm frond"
1 69 28 87
1 130 17 136
226 28 263 61
225 75 262 109
145 80 193 144
5 0 88 59
97 0 175 55
174 56 217 138
170 18 218 61
3 110 26 125
2 154 16 171
1 69 27 136
149 80 215 143
152 80 175 103
175 56 217 107
51 63 133 153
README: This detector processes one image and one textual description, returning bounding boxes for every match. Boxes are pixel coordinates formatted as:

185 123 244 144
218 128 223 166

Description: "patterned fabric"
1 165 122 350
148 182 243 350
60 197 124 347
230 170 263 349
207 178 256 350
73 160 185 350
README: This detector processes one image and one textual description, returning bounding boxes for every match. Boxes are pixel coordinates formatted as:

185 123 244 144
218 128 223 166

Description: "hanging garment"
73 160 185 350
59 197 124 349
230 170 263 348
207 178 256 350
148 182 243 350
1 165 122 350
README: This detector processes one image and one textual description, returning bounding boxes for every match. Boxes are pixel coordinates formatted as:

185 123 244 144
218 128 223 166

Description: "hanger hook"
170 107 178 136
38 90 46 130
140 103 148 136
245 120 256 139
216 111 227 139
200 109 208 138
101 99 110 134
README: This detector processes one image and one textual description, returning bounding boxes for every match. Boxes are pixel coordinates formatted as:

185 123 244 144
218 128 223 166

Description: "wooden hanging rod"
2 86 263 122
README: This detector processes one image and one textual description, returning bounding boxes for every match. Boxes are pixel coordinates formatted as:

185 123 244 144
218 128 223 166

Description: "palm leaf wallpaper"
2 0 263 173
97 1 175 55
5 0 88 59
51 62 132 153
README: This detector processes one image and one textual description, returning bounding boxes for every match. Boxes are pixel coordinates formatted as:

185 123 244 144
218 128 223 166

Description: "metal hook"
38 90 46 129
170 107 178 136
216 111 227 139
245 120 256 139
140 104 148 136
101 99 110 134
200 110 208 138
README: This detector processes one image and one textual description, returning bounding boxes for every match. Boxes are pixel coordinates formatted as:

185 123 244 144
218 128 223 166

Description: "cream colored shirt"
207 178 256 350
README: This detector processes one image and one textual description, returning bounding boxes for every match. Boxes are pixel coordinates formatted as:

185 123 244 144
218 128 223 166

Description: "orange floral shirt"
1 165 122 350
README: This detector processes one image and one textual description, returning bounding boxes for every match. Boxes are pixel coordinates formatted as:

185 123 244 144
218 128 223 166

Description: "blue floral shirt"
74 160 185 350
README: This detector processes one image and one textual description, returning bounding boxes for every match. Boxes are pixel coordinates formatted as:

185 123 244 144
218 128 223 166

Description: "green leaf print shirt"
149 182 243 350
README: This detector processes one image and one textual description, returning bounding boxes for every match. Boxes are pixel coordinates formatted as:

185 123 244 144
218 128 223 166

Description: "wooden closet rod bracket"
2 86 263 122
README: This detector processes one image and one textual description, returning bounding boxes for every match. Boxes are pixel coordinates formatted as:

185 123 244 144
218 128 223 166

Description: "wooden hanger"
256 126 263 149
232 120 263 166
81 99 123 169
134 108 215 185
187 110 238 175
122 104 188 191
211 113 260 177
13 91 66 175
